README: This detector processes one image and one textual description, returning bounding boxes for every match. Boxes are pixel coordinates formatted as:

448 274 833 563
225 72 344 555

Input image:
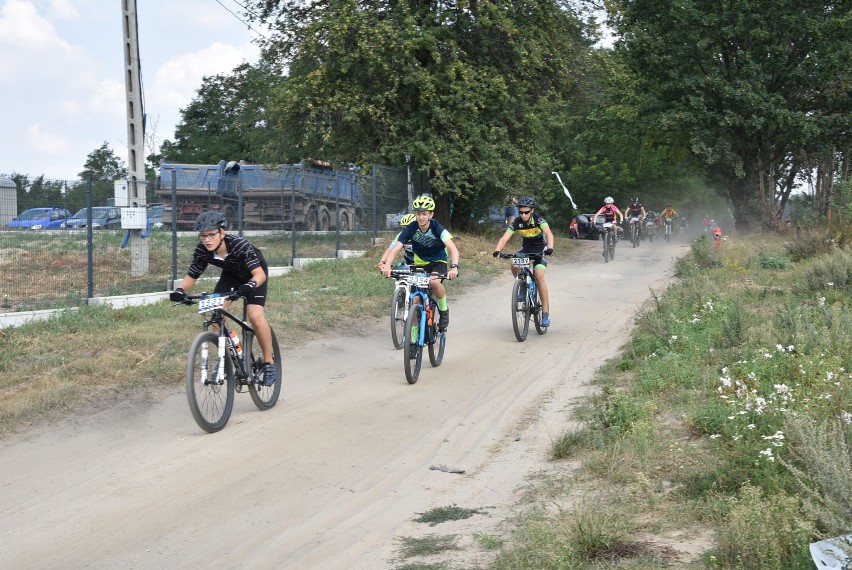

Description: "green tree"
609 0 852 231
249 0 593 226
70 143 128 208
160 63 283 165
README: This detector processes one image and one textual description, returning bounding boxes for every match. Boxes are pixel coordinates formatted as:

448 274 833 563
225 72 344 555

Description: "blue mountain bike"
402 271 446 384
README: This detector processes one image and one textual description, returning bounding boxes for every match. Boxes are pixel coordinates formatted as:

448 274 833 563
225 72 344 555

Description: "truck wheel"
338 211 350 232
220 206 234 230
319 207 331 231
305 208 318 231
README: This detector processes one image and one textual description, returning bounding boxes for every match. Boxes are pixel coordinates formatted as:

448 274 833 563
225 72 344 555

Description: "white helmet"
604 196 614 204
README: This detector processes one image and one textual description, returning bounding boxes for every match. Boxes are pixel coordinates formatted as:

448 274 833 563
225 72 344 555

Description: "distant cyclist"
592 196 624 242
379 195 460 343
624 196 646 237
169 210 277 386
660 204 678 220
492 196 555 327
378 213 416 268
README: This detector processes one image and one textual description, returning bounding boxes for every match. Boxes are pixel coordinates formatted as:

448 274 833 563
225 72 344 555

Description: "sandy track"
0 238 687 569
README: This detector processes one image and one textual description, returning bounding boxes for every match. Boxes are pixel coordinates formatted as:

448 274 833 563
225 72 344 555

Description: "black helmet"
517 196 537 208
195 210 227 231
631 196 639 205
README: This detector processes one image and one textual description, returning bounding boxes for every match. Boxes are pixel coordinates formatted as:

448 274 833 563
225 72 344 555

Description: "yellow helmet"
412 194 436 212
400 213 416 226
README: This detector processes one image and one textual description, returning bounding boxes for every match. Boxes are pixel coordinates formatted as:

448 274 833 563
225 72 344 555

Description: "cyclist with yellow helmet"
378 213 417 268
379 195 460 342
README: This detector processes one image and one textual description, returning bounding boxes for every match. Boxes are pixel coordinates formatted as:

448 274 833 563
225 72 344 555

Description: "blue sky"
0 0 261 180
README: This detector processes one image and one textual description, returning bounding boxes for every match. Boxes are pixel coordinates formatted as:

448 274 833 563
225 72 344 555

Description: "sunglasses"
518 209 533 215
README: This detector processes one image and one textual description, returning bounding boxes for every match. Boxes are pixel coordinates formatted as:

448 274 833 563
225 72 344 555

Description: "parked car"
6 207 72 229
147 203 164 229
570 213 605 240
65 207 122 229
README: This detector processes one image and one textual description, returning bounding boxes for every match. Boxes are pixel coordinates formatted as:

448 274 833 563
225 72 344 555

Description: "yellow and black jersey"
508 213 549 249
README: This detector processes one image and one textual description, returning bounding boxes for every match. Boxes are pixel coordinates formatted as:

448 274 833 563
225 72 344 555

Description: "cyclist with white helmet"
169 210 277 386
378 213 417 268
379 195 460 348
592 196 624 226
492 196 555 327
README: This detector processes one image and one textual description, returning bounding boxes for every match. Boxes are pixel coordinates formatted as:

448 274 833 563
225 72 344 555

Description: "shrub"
715 484 815 568
781 413 852 536
801 247 852 294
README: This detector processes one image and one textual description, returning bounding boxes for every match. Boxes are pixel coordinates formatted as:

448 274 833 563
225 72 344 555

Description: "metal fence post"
171 173 178 283
86 176 94 300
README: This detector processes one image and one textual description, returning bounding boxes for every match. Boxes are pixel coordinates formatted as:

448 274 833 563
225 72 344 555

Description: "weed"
551 428 586 460
414 505 488 526
472 531 503 549
396 534 459 558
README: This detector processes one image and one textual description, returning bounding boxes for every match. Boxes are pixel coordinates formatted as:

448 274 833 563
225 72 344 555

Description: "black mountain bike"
498 253 548 341
177 291 282 433
628 216 641 247
602 222 618 263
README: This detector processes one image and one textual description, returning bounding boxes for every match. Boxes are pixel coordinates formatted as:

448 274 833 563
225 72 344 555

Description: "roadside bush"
781 414 852 536
715 484 815 569
800 247 852 294
784 227 835 261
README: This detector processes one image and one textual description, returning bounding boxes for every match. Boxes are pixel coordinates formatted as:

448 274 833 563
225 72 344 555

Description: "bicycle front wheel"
185 331 235 433
390 287 407 350
428 318 446 367
248 328 282 410
511 279 530 342
404 304 423 384
533 287 548 335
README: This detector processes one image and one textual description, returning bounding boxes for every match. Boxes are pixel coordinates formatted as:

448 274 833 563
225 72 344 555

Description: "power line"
214 0 268 40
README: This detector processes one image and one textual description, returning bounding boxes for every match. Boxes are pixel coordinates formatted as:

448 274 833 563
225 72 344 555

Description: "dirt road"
0 239 687 569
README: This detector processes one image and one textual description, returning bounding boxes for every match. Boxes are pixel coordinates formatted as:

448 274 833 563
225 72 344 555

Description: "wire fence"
1 163 427 313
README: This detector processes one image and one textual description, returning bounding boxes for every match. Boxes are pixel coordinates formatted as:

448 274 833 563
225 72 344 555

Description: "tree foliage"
160 63 283 165
248 0 594 225
609 0 852 231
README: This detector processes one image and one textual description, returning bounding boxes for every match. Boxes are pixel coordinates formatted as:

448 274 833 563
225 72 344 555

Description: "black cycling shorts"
213 251 269 306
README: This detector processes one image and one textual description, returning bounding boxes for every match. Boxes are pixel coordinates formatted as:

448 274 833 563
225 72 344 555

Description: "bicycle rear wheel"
404 304 423 384
390 287 406 350
511 279 530 342
185 331 235 433
248 328 282 410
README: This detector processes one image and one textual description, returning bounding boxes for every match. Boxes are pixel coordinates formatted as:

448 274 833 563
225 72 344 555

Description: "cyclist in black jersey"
492 196 555 327
169 210 277 386
624 196 646 238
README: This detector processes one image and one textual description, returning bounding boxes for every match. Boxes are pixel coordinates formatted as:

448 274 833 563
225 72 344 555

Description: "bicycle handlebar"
173 290 242 305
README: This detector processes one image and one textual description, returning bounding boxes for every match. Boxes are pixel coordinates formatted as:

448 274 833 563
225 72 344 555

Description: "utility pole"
122 0 149 275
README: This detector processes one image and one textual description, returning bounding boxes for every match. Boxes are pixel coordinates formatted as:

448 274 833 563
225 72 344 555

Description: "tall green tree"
160 63 283 165
70 143 129 209
249 0 593 226
609 0 852 231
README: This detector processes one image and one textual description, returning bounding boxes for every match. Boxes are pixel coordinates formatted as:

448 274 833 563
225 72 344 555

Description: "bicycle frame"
196 293 255 384
406 273 437 348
